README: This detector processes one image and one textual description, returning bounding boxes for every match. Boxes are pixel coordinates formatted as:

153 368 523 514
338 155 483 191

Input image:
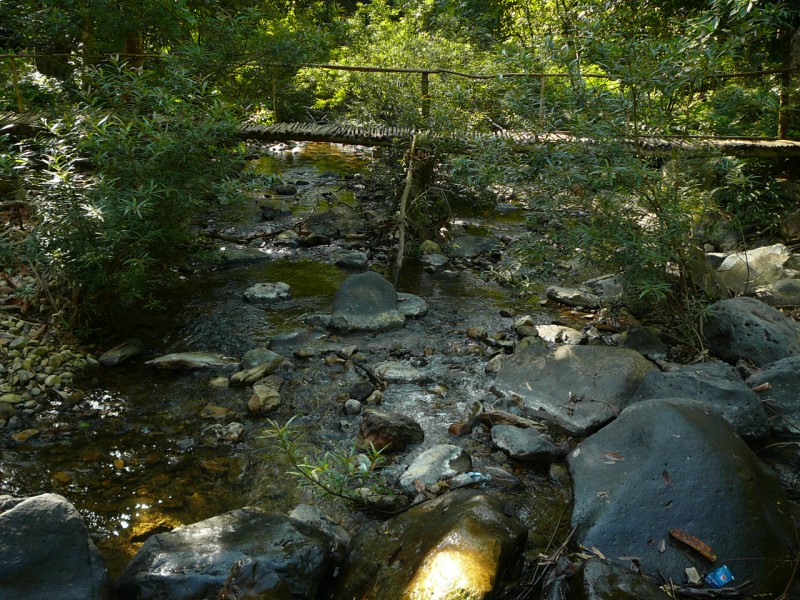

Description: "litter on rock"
704 565 734 588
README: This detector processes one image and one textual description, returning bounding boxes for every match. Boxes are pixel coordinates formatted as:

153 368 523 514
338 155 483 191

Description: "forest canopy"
1 0 799 333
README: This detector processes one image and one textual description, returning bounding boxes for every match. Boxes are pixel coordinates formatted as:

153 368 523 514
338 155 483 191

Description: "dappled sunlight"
403 537 500 600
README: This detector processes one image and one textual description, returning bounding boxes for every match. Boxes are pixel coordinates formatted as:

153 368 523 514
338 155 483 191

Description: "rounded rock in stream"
331 272 405 332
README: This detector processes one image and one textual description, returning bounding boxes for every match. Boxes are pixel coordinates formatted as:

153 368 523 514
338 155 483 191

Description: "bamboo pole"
394 135 418 288
421 72 430 121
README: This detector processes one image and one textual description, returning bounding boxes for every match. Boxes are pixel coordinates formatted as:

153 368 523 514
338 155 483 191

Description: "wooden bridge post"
421 72 430 121
9 58 24 112
271 66 280 123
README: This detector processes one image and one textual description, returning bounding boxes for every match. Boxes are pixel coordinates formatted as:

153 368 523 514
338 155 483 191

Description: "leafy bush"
24 59 240 322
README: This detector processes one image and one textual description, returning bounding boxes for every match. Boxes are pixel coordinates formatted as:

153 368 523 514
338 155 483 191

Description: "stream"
1 142 575 580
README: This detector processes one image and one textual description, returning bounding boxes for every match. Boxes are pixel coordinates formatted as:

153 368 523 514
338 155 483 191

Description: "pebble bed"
0 315 98 429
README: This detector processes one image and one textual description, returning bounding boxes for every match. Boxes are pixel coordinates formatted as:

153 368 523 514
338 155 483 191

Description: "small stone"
199 404 229 419
448 421 472 436
364 390 383 405
242 282 291 304
0 393 23 405
208 377 229 389
11 428 39 443
350 381 375 402
343 399 362 415
248 385 281 415
466 327 488 340
51 471 72 484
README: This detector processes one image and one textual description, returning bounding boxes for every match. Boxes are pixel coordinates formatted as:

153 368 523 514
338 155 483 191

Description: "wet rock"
242 281 291 304
276 229 300 246
305 204 364 238
336 490 526 600
396 292 427 318
357 409 424 453
446 234 502 258
746 356 800 437
331 272 405 332
333 249 368 270
495 345 655 436
201 422 244 444
374 361 430 384
571 557 673 600
0 401 15 419
241 347 284 370
618 325 668 361
145 352 239 372
546 285 601 309
288 504 350 557
583 274 625 303
491 424 564 462
398 444 472 493
343 399 362 415
568 398 794 596
248 384 281 415
115 508 339 600
420 253 448 268
230 359 285 385
260 198 291 220
705 297 800 367
715 243 792 295
275 184 297 195
365 390 383 405
536 324 586 345
0 493 110 600
418 239 442 254
350 381 375 402
99 338 144 367
758 278 800 306
634 361 770 442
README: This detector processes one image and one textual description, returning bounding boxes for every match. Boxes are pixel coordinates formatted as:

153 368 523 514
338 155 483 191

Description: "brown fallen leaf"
668 528 717 562
658 538 666 554
603 450 624 462
751 382 771 393
662 469 672 486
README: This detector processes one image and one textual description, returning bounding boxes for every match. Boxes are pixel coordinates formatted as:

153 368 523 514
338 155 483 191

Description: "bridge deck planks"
3 112 800 158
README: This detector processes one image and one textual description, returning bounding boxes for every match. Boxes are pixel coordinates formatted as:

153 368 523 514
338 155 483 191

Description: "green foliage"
263 416 395 509
22 59 239 321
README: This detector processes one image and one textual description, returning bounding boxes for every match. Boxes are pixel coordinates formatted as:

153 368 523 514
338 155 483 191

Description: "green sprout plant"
263 416 396 510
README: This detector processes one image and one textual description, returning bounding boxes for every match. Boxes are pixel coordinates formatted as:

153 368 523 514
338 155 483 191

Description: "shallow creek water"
1 143 572 579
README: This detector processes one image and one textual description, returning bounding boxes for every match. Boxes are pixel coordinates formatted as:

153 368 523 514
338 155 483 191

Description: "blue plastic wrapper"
705 565 734 588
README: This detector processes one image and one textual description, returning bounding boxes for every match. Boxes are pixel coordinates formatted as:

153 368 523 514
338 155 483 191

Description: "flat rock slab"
446 234 501 258
397 292 427 318
568 398 795 596
546 285 601 309
99 338 144 367
704 296 800 367
0 493 110 600
242 281 291 304
357 409 424 453
398 444 472 493
115 508 339 600
331 271 405 332
491 424 564 462
634 361 770 442
336 490 526 600
145 352 240 372
494 345 655 436
746 355 800 437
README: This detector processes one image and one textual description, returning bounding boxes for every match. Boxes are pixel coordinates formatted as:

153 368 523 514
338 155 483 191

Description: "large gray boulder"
704 297 800 367
746 355 800 437
331 272 405 332
115 508 340 600
634 361 770 442
568 398 795 596
336 490 526 600
446 234 501 258
0 494 110 600
494 345 655 436
714 243 792 296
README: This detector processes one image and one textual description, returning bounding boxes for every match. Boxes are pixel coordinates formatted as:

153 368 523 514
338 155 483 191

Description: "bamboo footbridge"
239 121 800 158
4 112 800 158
